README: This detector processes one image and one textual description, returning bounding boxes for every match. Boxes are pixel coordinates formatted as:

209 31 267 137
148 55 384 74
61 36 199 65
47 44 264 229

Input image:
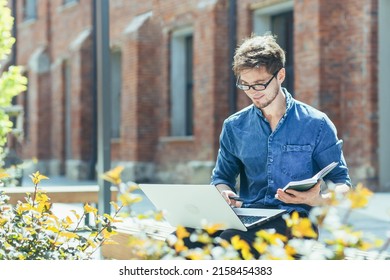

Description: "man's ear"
277 68 286 84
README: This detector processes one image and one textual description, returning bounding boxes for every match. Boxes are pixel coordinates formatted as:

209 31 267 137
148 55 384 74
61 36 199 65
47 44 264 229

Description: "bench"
101 218 175 260
2 185 118 204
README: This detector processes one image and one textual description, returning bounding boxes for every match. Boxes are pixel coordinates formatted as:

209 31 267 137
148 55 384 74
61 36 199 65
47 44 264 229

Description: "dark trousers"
171 212 318 259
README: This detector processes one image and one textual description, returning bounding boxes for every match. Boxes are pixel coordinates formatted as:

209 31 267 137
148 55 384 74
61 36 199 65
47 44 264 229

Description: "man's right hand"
216 184 243 208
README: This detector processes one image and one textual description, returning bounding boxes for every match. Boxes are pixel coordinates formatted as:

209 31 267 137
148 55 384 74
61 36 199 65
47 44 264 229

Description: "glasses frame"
236 69 280 92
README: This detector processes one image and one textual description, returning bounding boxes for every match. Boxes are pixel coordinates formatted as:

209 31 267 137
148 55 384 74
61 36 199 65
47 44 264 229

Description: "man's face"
238 67 283 109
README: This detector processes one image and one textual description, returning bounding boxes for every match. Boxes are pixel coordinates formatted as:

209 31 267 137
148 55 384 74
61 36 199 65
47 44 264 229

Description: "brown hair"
232 33 285 76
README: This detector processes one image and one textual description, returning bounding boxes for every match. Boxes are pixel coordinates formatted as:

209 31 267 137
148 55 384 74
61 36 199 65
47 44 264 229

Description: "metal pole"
90 0 98 181
228 0 237 114
11 0 17 66
94 0 111 216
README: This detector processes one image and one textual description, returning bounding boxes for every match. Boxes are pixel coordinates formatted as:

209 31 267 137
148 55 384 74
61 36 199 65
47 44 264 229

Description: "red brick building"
6 0 390 191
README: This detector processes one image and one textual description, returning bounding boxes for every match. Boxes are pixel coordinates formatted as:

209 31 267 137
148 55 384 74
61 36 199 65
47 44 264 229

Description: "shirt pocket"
281 144 313 180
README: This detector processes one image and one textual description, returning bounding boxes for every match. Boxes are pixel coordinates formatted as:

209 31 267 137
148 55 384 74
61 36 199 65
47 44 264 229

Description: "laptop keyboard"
238 215 266 225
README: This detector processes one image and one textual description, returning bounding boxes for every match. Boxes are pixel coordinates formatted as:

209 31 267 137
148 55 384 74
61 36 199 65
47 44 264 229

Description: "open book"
282 161 338 192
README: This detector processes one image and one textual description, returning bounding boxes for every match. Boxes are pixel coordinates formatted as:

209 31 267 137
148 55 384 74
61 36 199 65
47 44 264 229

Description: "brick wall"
295 0 379 186
9 0 381 188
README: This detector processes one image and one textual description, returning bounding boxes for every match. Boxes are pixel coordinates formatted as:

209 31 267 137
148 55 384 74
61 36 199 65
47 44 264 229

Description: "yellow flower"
102 228 118 239
218 239 231 248
110 201 120 211
16 203 32 214
35 192 50 203
70 210 80 220
29 171 49 185
84 203 98 215
292 218 317 238
35 193 51 212
127 183 140 192
231 235 253 260
174 239 187 253
203 223 225 235
118 193 142 206
284 244 297 259
61 216 74 228
347 183 373 209
153 210 164 221
0 217 8 226
0 172 10 180
101 166 124 185
46 226 60 233
59 231 79 239
285 212 317 239
176 226 190 239
186 251 205 260
256 229 287 244
253 240 268 255
196 232 213 244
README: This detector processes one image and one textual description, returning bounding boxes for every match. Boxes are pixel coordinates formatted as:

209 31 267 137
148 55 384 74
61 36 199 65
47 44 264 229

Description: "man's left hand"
275 181 322 206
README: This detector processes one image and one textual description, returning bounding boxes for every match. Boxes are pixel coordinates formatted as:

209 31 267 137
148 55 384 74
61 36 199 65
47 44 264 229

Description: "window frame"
252 1 294 94
23 0 37 21
110 49 122 140
169 27 194 137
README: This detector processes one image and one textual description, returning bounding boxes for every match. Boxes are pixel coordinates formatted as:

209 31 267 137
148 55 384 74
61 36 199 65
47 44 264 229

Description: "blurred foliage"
0 0 28 170
0 171 128 260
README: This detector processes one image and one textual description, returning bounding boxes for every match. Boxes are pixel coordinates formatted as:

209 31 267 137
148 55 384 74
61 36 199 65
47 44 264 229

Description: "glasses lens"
252 84 266 91
237 84 248 90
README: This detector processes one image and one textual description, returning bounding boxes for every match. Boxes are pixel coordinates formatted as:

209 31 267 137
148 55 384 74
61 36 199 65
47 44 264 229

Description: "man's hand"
216 184 243 208
275 181 322 206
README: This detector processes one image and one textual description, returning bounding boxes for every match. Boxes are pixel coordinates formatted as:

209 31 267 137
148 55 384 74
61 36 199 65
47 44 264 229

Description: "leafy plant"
0 0 28 170
0 171 131 260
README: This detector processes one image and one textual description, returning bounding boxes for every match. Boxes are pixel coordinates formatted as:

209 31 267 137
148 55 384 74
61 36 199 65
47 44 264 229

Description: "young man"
207 34 352 253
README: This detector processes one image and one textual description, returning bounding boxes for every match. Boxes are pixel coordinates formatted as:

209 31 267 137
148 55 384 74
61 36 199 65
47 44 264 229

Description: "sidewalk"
336 192 390 248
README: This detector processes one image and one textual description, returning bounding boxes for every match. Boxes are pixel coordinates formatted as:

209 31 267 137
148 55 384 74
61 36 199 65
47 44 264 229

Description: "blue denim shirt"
211 88 351 215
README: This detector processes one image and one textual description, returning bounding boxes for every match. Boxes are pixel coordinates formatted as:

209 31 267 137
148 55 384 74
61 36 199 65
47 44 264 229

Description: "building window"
63 0 78 5
22 73 29 141
170 27 194 136
253 1 294 94
64 60 72 159
4 96 24 141
9 96 18 129
23 0 37 21
110 50 122 139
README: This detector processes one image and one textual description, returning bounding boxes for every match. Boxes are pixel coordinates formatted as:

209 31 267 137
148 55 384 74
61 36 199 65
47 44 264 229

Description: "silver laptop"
138 184 286 232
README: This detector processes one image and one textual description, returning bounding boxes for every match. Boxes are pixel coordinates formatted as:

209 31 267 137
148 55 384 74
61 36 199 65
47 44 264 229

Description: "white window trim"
253 0 293 35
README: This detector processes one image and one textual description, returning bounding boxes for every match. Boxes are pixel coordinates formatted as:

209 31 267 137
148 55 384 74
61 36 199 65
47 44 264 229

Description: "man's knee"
219 229 243 241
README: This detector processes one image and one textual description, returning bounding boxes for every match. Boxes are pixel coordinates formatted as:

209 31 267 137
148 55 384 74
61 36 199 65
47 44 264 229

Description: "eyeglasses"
236 69 280 91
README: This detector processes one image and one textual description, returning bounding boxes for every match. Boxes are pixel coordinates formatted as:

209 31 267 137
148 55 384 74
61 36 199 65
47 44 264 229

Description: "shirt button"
269 158 273 162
